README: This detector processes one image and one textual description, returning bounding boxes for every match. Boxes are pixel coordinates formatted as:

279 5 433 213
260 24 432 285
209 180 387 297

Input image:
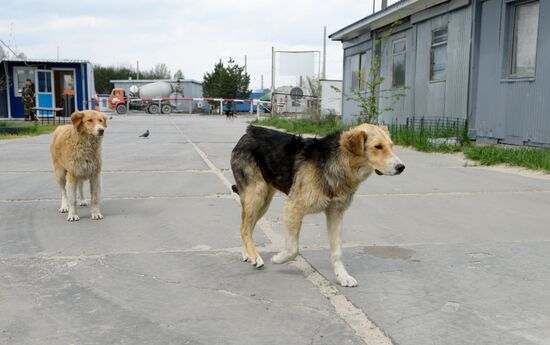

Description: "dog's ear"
71 111 85 128
343 130 368 156
102 113 108 128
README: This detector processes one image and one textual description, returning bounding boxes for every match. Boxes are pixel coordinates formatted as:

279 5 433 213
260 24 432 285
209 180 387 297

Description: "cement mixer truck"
108 81 184 114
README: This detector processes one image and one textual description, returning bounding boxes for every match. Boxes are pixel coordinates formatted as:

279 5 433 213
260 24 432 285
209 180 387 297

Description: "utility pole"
271 47 275 92
261 74 264 90
322 26 327 80
136 60 140 80
244 54 247 74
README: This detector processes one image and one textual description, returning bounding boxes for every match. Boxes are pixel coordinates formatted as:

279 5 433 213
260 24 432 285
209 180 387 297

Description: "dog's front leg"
65 174 80 222
90 174 103 220
325 208 357 287
78 180 88 206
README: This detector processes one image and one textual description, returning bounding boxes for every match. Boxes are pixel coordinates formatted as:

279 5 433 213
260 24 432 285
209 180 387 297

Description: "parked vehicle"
108 81 184 114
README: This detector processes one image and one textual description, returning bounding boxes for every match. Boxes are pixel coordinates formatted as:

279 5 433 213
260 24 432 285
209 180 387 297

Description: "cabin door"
35 70 54 117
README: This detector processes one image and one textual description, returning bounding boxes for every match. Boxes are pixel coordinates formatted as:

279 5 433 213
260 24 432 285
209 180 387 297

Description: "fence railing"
388 116 469 147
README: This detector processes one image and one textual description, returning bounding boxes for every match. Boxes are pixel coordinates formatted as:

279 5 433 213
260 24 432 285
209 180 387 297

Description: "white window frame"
359 52 367 90
52 67 78 114
391 38 407 88
13 66 36 97
509 0 539 78
430 28 448 82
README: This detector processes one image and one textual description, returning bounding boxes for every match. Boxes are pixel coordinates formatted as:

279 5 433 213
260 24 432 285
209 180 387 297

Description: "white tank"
136 81 173 99
129 85 139 95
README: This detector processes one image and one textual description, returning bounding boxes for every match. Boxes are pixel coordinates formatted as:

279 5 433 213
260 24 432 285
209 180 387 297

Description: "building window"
37 71 52 93
359 52 367 90
510 1 539 77
430 28 448 81
14 67 35 96
392 38 406 87
350 53 368 90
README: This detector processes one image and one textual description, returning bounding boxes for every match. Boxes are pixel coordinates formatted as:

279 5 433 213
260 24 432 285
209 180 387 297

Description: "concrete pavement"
1 114 549 345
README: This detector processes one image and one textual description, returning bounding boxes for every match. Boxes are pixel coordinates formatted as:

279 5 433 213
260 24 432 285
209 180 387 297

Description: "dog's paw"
91 212 104 220
58 206 69 213
241 251 250 262
252 255 264 269
271 251 298 264
67 214 80 222
337 274 358 287
79 200 88 206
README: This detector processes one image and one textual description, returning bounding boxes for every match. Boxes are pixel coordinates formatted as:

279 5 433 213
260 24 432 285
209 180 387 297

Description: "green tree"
173 69 185 80
203 58 251 99
150 63 171 79
94 65 137 94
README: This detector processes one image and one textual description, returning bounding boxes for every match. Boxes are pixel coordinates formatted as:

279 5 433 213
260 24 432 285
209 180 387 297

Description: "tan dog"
231 124 404 287
50 110 108 221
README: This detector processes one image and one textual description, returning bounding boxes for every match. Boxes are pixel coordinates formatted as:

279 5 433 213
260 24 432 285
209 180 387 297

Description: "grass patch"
464 145 550 172
252 116 350 136
0 121 60 140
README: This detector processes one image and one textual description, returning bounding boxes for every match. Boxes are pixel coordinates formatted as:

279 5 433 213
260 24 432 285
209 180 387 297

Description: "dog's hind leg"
271 200 305 264
78 180 88 206
325 207 357 287
54 166 69 213
239 183 275 268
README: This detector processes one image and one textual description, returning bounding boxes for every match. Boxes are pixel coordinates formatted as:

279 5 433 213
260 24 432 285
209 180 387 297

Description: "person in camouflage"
22 79 36 121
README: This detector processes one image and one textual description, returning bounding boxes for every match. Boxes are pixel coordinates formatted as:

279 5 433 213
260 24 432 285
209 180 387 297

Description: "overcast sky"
0 0 398 90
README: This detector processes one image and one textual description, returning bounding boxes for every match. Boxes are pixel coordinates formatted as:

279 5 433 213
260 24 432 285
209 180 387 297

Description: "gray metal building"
331 0 550 147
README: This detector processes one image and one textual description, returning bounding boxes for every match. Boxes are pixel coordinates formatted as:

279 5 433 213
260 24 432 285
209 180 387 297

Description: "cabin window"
392 38 406 87
359 52 367 90
14 67 35 96
510 1 539 77
350 53 368 90
430 28 448 81
350 54 360 90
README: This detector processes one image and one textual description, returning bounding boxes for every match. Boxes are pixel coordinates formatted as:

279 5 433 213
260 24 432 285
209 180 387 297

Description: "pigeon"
139 130 150 138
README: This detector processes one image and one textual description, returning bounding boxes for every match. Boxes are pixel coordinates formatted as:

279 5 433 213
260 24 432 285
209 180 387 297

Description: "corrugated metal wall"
444 7 471 118
414 16 446 118
378 28 415 123
342 36 372 123
341 5 472 124
474 0 550 146
413 7 471 120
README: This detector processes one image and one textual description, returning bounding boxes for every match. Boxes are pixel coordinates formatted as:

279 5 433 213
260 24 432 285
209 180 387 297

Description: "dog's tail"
231 185 239 195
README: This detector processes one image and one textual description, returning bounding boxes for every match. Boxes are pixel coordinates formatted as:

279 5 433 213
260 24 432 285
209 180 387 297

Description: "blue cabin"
0 57 96 119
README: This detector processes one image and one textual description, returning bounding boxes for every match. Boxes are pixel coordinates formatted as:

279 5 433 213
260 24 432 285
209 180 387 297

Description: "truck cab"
109 88 128 114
